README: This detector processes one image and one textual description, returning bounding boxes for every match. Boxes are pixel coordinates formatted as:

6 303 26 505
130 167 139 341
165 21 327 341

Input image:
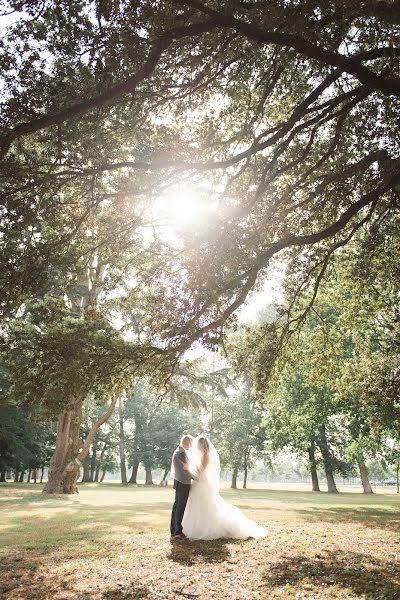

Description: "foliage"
124 381 203 476
212 379 267 475
0 400 54 476
1 297 151 416
1 0 399 493
1 0 399 348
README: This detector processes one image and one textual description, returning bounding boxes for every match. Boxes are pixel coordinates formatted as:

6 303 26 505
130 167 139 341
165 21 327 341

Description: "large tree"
1 297 164 493
1 0 399 335
2 1 400 493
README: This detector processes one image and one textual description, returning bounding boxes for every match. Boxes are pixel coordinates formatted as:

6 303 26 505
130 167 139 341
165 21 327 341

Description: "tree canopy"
1 0 399 347
1 1 399 493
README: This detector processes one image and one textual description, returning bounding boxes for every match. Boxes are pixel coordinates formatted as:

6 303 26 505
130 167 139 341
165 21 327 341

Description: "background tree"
1 298 153 493
124 381 203 485
212 379 267 489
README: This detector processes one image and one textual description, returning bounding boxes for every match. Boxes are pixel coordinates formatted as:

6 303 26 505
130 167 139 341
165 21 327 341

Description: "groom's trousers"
170 481 191 535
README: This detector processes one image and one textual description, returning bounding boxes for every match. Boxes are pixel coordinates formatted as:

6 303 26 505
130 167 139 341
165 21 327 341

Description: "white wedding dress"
182 440 267 541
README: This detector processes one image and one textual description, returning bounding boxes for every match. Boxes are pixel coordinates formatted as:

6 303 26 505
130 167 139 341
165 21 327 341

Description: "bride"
182 436 268 540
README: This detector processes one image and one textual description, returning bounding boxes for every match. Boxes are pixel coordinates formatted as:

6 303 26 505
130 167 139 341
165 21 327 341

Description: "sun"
154 185 213 228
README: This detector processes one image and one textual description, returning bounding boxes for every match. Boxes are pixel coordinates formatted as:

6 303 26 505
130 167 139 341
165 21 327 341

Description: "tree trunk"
40 466 44 483
307 438 320 492
95 442 109 482
100 468 106 482
33 468 38 483
317 424 339 493
27 468 32 483
119 397 128 486
129 461 139 484
144 464 153 485
14 470 19 482
357 457 373 494
231 466 238 489
42 396 118 495
81 454 91 482
243 450 249 489
396 461 399 494
0 470 6 482
19 471 25 482
90 436 98 482
42 400 84 494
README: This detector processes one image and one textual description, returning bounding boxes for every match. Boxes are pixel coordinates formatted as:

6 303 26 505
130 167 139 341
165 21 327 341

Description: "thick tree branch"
77 396 119 463
176 169 399 350
0 20 217 160
174 0 400 96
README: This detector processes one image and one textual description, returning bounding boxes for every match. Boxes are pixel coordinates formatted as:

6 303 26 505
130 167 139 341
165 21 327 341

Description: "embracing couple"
170 434 267 541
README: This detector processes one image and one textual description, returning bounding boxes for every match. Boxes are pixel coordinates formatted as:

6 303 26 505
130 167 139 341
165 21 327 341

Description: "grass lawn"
0 482 399 599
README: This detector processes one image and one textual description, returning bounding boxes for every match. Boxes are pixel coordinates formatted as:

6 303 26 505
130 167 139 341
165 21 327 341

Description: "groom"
170 435 194 540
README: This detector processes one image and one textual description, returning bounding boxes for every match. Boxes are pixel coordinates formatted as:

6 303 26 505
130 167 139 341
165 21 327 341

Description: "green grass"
0 482 399 599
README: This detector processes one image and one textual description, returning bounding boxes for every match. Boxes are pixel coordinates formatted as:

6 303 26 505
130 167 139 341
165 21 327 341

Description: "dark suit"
170 446 192 535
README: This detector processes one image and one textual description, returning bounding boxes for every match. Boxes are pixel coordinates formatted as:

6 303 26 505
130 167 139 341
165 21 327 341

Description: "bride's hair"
197 436 210 471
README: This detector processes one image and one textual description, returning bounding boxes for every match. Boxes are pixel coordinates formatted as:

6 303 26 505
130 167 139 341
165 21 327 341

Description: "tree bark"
33 468 38 483
118 396 128 486
357 457 373 494
42 400 84 494
14 470 19 482
231 466 238 489
100 468 106 482
307 438 320 492
43 396 118 495
129 461 139 484
27 468 32 483
19 471 25 482
396 460 399 494
81 454 91 483
144 463 153 485
40 466 44 483
243 450 249 489
0 470 6 482
317 424 339 493
95 442 109 482
90 436 98 482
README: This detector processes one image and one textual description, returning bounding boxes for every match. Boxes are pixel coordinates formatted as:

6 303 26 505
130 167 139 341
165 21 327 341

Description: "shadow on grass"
0 550 153 600
294 506 400 530
167 538 233 565
84 582 152 600
261 550 400 599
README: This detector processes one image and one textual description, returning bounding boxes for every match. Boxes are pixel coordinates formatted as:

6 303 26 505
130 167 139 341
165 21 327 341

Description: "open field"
0 482 399 599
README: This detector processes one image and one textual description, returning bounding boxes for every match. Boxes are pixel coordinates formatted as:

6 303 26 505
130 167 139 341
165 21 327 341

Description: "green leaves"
3 297 137 415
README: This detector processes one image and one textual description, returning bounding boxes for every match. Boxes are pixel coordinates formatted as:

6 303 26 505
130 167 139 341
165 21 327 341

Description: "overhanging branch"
174 0 400 96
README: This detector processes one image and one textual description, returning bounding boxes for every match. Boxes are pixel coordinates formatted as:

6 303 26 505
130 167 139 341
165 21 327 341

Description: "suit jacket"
172 446 192 488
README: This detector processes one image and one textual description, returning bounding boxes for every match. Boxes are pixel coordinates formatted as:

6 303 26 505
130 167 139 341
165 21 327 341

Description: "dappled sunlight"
261 549 400 599
1 484 399 599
